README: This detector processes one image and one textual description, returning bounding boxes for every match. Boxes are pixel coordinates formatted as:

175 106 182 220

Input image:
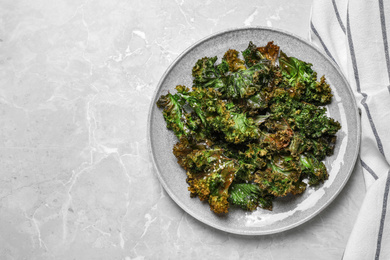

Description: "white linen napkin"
310 0 390 259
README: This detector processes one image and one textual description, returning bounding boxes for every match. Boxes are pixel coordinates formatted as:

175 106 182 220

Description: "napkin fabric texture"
310 0 390 259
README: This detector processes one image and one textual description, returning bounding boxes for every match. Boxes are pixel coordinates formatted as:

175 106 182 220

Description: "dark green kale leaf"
254 155 307 197
242 41 280 67
279 51 333 105
192 56 229 90
156 91 189 138
299 154 328 185
270 90 341 140
229 183 273 211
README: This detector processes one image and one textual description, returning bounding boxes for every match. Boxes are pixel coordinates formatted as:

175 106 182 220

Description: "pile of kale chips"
156 41 341 214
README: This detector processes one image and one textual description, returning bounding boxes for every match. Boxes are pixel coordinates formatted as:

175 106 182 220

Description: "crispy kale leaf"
173 138 237 214
299 154 329 185
192 56 228 90
229 183 273 211
270 91 341 139
156 90 191 138
223 49 246 72
279 51 333 105
254 155 307 197
242 41 280 67
159 85 261 144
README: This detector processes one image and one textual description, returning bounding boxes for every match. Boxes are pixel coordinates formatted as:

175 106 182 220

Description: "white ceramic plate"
147 27 360 235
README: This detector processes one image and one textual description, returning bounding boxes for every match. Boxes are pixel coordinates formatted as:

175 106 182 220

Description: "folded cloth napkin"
310 0 390 259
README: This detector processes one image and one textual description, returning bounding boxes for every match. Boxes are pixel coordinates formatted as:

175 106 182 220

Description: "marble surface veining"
0 0 365 259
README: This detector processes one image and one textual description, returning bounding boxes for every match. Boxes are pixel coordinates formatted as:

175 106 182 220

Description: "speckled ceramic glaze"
147 27 360 235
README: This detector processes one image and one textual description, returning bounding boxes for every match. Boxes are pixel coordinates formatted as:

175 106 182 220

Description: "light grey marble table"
0 0 365 259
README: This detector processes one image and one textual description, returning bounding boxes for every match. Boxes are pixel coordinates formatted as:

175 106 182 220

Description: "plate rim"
147 26 361 235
